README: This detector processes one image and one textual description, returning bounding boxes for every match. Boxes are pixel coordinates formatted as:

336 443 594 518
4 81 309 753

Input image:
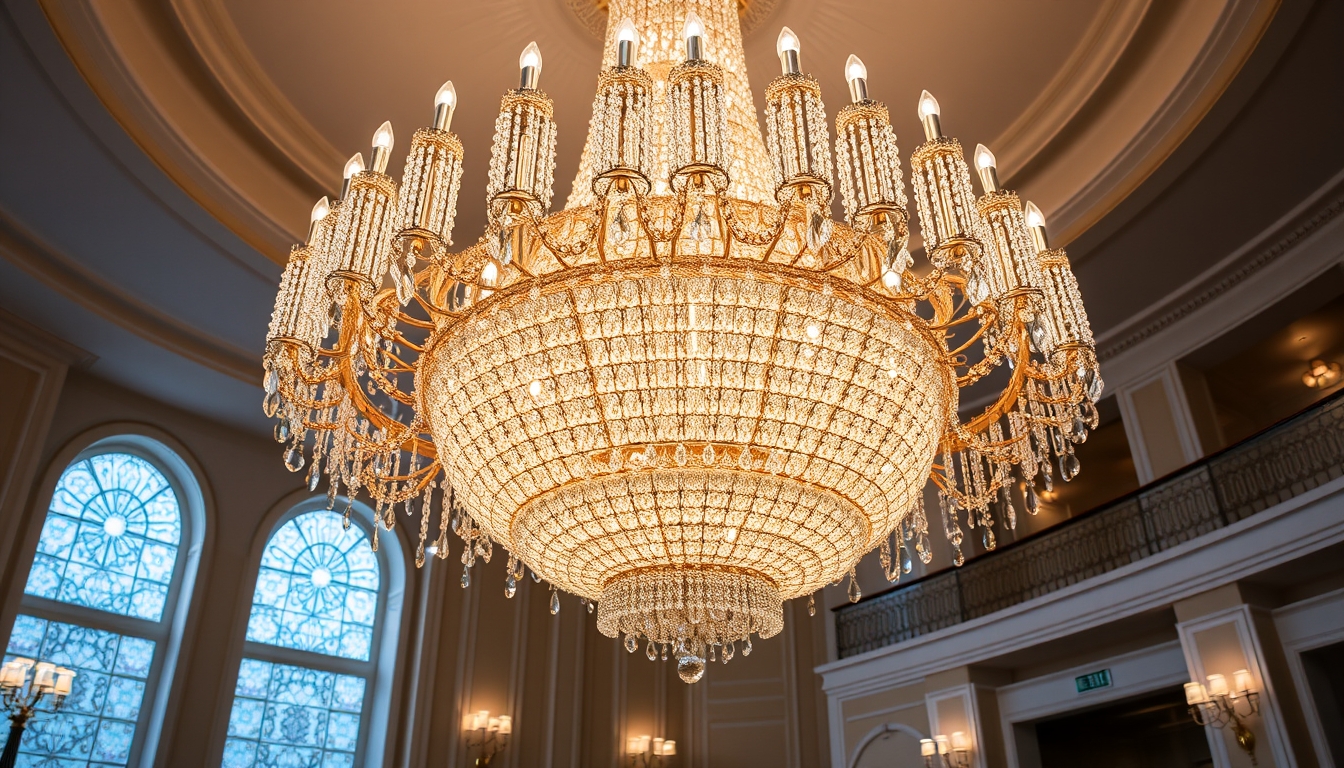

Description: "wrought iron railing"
835 391 1344 659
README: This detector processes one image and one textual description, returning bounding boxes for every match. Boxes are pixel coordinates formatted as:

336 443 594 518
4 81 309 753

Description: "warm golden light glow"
263 0 1100 684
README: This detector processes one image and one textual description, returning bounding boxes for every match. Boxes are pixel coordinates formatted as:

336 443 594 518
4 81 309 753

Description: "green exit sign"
1075 669 1112 693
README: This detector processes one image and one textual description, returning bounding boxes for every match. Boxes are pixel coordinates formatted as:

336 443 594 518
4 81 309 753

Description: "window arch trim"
2 423 213 768
211 491 407 768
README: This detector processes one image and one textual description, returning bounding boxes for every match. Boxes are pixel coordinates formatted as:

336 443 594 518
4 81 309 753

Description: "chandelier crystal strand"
567 0 773 206
261 6 1101 684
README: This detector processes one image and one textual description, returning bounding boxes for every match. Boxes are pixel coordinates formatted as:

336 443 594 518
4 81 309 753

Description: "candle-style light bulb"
918 89 942 140
519 41 543 89
617 18 638 67
776 26 800 75
341 153 365 198
307 196 330 244
1024 200 1049 250
370 121 395 173
974 143 1000 193
684 11 705 60
845 54 869 103
434 80 457 131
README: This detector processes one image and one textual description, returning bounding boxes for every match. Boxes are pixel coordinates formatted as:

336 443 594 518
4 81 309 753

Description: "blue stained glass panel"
224 659 366 768
0 615 156 767
26 453 182 621
246 511 380 661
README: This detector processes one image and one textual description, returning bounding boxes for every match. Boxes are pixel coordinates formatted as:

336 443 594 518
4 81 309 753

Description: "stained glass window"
222 659 366 768
0 614 156 766
26 452 182 621
245 511 380 661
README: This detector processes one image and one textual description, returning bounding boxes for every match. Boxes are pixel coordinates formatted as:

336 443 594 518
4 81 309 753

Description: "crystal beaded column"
590 65 654 196
667 59 730 193
486 89 558 225
764 73 833 203
394 128 464 258
329 170 399 299
909 94 982 272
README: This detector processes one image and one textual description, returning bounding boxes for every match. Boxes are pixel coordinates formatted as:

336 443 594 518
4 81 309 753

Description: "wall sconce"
1186 670 1260 765
626 734 676 766
1302 359 1341 388
921 731 971 768
463 710 512 766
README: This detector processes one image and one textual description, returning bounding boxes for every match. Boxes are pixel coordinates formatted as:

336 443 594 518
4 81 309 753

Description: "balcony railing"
835 390 1344 659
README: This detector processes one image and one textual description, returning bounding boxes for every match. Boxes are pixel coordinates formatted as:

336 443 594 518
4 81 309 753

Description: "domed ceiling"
2 0 1305 431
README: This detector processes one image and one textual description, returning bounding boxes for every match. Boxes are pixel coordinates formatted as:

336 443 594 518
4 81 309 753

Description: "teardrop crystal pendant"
550 589 560 615
461 565 471 589
742 637 752 657
586 599 594 614
701 443 715 466
847 572 862 603
262 390 280 418
951 543 965 567
674 442 688 466
273 420 289 443
505 573 517 599
1061 450 1081 481
722 641 735 663
900 541 913 574
981 525 996 551
625 634 639 653
916 532 932 563
807 594 816 617
283 445 305 472
646 640 657 661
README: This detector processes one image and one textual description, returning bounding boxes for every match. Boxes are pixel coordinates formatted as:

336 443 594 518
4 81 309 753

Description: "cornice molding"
0 208 258 383
167 0 344 190
1098 189 1344 363
1044 0 1280 245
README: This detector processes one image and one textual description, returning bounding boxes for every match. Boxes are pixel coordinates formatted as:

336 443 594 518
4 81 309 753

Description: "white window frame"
222 495 406 768
6 431 207 768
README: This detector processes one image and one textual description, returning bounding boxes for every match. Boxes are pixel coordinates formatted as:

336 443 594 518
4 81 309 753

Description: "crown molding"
0 208 258 382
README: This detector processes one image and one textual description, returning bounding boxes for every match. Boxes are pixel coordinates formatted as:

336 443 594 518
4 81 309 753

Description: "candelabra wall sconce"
463 710 512 766
1186 670 1260 765
0 658 76 768
921 732 972 768
626 734 676 766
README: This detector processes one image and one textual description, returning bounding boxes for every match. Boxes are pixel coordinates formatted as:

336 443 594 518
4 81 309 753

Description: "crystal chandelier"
263 0 1101 683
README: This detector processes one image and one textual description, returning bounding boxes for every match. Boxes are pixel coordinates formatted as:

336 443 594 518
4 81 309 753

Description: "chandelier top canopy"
263 0 1100 684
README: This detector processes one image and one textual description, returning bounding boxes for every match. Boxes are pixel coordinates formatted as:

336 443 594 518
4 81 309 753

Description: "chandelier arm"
945 329 1030 452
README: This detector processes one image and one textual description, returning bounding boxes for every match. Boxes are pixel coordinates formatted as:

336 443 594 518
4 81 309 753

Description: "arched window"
3 441 203 767
223 507 401 768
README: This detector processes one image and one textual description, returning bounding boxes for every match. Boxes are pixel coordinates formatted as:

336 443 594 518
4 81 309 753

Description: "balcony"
835 389 1344 659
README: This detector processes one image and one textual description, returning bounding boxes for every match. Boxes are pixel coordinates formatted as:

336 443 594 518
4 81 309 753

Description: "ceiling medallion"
263 0 1101 683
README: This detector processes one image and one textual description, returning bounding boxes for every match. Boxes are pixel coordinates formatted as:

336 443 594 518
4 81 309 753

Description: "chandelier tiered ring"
263 0 1101 683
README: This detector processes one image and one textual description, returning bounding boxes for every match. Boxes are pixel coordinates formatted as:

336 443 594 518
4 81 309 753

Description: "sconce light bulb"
310 196 331 223
519 42 542 73
1024 201 1046 229
343 153 366 180
776 26 800 56
617 18 639 44
845 54 868 84
372 121 395 150
435 80 457 109
917 90 941 120
974 144 997 171
683 12 705 43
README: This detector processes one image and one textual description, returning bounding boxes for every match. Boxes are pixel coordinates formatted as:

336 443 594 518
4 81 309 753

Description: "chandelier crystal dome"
263 0 1101 683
